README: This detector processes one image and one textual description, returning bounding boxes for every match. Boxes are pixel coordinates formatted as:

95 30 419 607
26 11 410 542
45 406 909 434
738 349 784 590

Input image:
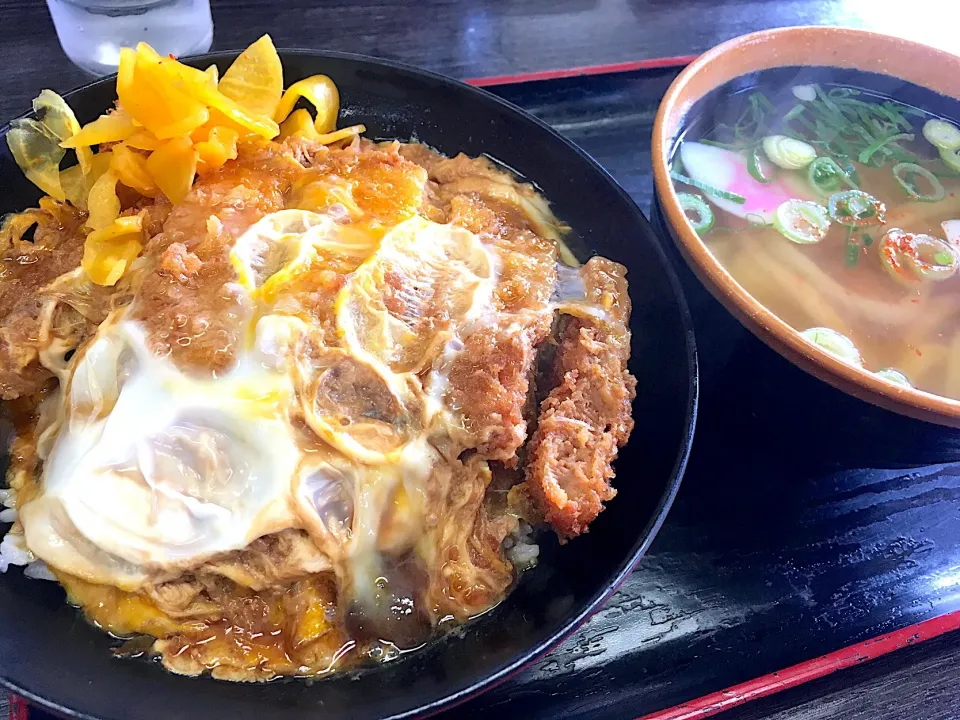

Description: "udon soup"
670 72 960 399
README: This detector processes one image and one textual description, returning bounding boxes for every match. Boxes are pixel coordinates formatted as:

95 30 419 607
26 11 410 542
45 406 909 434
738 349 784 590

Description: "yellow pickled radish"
86 169 121 230
278 108 319 141
316 124 365 146
60 152 114 210
195 125 239 173
117 46 136 94
124 129 163 151
33 89 93 175
82 214 144 286
7 118 66 201
217 34 283 118
118 44 209 139
61 111 137 149
60 165 88 209
273 75 339 133
86 151 114 185
110 144 158 196
146 136 198 204
151 46 279 139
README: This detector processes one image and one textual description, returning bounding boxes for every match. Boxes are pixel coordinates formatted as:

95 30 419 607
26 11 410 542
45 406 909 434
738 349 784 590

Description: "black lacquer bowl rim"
0 49 698 720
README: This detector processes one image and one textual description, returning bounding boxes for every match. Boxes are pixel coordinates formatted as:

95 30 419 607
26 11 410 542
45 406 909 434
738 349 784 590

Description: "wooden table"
0 0 956 120
2 2 960 719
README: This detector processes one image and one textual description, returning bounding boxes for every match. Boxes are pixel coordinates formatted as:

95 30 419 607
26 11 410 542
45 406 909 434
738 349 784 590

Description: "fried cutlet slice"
132 140 301 374
445 311 554 464
523 256 636 539
436 180 558 465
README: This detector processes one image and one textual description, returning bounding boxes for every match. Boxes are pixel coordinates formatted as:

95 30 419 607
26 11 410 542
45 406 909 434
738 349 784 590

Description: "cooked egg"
336 215 497 376
18 210 494 596
21 318 302 589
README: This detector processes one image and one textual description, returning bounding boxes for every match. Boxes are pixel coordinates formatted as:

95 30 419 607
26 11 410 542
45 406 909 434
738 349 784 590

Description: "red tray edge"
637 610 960 720
464 55 698 87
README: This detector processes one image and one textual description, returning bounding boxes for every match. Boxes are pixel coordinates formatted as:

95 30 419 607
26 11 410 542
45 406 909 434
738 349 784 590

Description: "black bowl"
0 51 697 720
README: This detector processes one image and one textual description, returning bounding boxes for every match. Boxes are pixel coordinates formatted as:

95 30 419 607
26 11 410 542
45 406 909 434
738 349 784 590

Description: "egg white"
17 210 494 594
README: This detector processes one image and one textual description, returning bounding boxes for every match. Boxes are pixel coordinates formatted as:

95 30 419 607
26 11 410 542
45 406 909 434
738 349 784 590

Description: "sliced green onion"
794 88 927 169
792 113 819 136
762 134 817 170
677 193 715 234
849 121 878 147
814 85 842 117
748 147 777 183
826 135 853 160
807 157 855 195
878 228 959 287
892 162 945 202
750 91 775 114
831 157 861 188
801 327 864 367
828 190 886 227
875 368 912 387
783 104 807 121
670 169 747 204
773 200 830 244
940 146 960 173
862 232 874 247
922 119 960 151
879 103 912 131
858 133 915 165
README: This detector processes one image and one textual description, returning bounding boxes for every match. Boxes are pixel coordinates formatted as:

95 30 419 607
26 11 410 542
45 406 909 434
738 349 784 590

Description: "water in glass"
46 0 213 76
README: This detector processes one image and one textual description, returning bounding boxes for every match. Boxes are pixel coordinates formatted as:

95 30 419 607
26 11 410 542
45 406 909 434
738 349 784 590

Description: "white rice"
505 520 540 569
0 532 33 572
23 560 57 581
0 483 37 575
0 529 53 579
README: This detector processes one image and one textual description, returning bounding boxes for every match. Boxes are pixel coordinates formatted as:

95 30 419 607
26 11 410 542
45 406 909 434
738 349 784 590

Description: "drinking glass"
46 0 213 76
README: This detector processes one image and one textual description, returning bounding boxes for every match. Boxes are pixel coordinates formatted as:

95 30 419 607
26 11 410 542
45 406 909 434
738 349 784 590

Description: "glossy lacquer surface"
437 70 960 719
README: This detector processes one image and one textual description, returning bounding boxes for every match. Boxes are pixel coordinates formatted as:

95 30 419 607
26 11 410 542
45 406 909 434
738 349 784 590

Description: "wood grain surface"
1 0 958 123
717 629 960 720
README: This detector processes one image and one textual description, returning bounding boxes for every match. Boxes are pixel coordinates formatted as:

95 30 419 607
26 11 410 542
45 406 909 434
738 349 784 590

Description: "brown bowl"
653 25 960 427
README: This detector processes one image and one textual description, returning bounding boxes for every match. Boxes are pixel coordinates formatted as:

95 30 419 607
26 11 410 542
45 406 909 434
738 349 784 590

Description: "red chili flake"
168 53 177 59
911 297 920 304
916 348 923 357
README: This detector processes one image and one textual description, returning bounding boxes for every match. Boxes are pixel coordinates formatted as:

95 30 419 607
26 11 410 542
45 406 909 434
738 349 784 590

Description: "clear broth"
672 82 960 399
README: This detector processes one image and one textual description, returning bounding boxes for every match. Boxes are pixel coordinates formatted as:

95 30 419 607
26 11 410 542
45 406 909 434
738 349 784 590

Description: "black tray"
450 68 960 719
23 66 960 720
